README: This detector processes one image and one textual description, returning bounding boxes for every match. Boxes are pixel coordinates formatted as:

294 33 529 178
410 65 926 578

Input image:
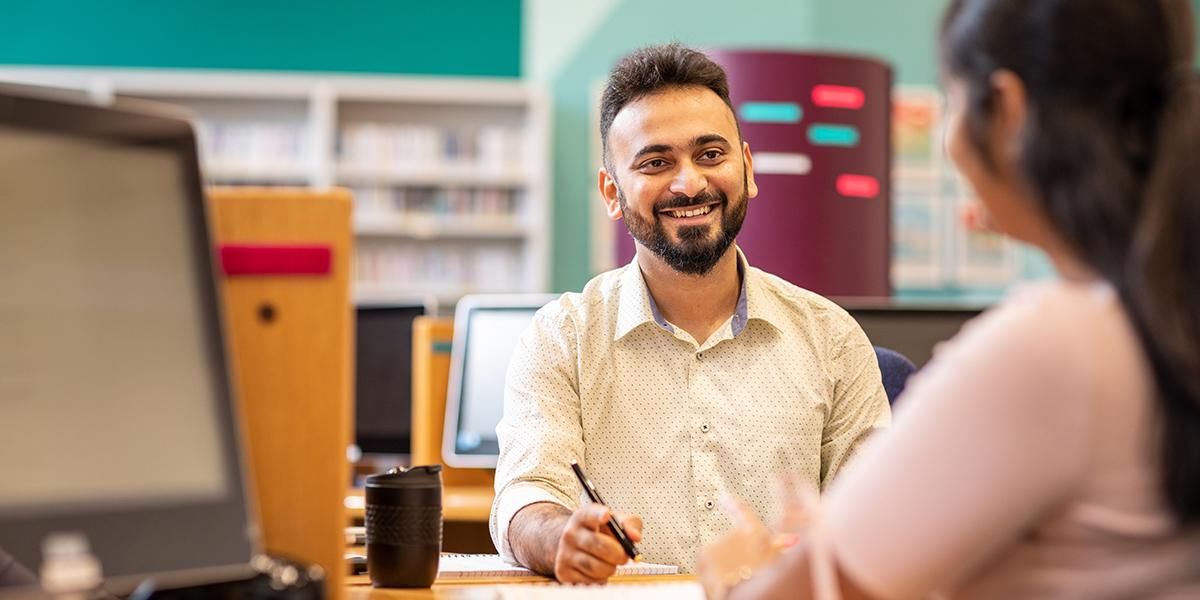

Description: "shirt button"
705 500 715 510
700 423 710 433
696 352 703 360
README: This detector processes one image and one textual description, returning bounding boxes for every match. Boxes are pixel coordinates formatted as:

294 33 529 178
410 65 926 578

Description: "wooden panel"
207 187 353 600
410 317 493 489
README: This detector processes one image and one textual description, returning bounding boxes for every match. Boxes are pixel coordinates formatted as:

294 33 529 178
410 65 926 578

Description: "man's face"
600 85 757 276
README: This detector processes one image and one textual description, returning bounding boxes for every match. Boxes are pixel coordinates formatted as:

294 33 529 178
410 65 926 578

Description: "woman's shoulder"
956 279 1127 352
927 279 1144 408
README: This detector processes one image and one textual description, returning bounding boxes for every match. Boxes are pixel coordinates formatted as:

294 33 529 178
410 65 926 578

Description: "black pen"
570 460 642 562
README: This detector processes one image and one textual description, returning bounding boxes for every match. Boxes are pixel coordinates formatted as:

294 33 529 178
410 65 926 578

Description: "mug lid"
365 464 442 488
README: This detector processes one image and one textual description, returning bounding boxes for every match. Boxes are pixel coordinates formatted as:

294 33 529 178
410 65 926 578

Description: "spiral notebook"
495 581 703 599
438 553 678 579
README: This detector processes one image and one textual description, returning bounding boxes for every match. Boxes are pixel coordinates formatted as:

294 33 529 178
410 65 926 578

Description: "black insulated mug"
364 465 443 588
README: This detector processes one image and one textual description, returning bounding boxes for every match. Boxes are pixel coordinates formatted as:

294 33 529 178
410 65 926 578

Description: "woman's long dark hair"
941 0 1200 524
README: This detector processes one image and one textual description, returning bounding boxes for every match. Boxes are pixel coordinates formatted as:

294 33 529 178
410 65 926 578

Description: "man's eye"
642 159 667 169
700 150 723 161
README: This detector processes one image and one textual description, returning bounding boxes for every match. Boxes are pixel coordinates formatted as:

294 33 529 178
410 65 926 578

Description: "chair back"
874 345 917 404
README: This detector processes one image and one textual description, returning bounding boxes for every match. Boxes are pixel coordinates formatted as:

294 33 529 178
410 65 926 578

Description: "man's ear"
988 70 1027 168
598 167 623 220
742 141 758 199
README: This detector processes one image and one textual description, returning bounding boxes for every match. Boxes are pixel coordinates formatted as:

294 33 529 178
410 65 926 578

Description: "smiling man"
489 43 890 582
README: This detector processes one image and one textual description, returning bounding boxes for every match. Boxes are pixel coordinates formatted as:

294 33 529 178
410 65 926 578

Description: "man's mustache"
655 190 725 212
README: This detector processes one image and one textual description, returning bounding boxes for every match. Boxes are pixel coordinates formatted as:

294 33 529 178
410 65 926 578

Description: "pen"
570 460 642 562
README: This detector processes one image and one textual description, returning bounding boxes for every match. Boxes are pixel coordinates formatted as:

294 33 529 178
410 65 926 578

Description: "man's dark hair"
600 43 736 168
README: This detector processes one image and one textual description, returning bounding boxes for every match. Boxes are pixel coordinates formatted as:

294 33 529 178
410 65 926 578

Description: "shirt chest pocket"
730 388 828 473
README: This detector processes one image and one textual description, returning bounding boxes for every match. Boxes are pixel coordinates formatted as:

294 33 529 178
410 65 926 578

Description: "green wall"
0 1 521 76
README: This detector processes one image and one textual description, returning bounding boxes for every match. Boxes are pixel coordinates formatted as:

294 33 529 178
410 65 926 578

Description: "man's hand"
554 503 643 583
508 502 643 584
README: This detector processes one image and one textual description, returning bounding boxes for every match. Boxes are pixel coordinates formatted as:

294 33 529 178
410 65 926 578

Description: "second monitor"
355 303 430 458
443 294 558 468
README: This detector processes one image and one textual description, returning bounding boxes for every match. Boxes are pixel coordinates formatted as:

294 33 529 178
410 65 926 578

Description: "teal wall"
813 1 945 86
0 1 521 77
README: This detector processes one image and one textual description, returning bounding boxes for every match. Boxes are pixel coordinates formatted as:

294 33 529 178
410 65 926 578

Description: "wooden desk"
346 574 697 599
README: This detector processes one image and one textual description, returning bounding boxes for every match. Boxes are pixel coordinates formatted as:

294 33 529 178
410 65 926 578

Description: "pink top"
826 280 1200 599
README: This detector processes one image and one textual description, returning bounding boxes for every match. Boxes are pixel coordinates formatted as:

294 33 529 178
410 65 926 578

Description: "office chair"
0 547 35 588
874 346 918 404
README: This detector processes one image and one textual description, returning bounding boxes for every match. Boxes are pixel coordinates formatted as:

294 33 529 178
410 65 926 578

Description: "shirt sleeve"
489 305 585 561
819 314 892 488
824 288 1094 600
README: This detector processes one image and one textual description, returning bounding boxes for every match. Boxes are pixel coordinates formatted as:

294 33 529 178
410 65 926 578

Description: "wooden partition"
410 317 495 552
207 187 353 600
411 317 492 488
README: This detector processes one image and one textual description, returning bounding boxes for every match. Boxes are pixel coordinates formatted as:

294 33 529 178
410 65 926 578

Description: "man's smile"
657 200 721 224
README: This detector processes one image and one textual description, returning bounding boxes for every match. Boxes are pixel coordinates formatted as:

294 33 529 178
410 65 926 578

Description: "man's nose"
668 161 707 199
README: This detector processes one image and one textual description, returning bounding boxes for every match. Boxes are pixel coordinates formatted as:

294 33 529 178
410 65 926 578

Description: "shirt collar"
614 247 757 341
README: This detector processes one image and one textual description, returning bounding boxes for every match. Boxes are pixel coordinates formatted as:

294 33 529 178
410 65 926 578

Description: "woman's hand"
698 477 828 600
697 496 782 600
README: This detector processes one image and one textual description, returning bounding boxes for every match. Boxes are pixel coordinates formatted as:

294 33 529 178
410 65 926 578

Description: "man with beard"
489 43 890 582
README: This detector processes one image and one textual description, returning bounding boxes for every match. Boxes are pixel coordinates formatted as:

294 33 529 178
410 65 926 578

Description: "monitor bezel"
353 298 435 457
442 294 557 469
0 84 258 595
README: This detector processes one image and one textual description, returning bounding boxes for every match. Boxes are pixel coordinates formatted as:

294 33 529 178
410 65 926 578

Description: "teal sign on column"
807 124 860 147
739 102 803 123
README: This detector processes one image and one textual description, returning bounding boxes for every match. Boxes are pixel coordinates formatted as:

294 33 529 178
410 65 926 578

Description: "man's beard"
618 183 748 276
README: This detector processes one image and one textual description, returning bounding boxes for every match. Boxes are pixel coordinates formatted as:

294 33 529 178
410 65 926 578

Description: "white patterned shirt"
490 250 890 572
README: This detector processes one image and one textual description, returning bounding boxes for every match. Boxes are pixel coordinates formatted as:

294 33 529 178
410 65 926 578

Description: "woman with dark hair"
697 0 1200 598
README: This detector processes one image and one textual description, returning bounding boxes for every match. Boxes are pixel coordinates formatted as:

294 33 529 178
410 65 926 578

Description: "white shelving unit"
0 67 551 305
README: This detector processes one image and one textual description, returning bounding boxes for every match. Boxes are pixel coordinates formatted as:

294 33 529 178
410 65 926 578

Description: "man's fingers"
564 524 628 565
557 504 643 584
556 565 608 585
614 512 643 543
572 503 612 531
554 535 618 585
571 550 618 580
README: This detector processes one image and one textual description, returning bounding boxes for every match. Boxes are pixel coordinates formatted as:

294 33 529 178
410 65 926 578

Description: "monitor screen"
443 295 557 468
0 87 254 593
354 304 426 456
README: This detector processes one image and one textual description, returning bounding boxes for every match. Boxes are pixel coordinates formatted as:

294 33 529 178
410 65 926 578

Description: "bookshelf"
0 67 551 304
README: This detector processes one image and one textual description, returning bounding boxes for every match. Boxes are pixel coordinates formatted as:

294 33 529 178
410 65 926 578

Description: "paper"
495 582 703 599
438 553 678 579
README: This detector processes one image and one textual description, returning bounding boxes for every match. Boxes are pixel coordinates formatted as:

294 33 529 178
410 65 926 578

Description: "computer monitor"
839 300 986 367
442 294 558 468
0 85 255 594
354 303 430 457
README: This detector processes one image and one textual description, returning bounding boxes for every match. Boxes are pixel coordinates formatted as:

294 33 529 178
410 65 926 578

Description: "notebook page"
437 554 679 579
495 581 703 599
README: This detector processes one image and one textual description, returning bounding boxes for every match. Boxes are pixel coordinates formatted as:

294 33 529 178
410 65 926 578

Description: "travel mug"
364 465 442 587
